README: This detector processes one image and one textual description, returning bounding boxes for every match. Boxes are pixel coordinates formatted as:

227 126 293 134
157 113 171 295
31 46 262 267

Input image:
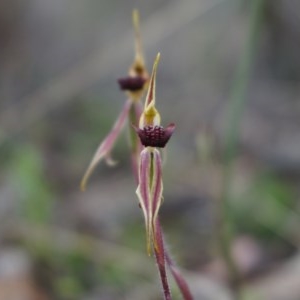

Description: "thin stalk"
157 220 193 300
130 122 192 298
129 102 172 299
218 0 265 298
154 219 172 300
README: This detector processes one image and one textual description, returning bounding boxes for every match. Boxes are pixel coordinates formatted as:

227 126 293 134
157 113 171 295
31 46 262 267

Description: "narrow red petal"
136 149 152 255
151 149 163 243
80 99 132 191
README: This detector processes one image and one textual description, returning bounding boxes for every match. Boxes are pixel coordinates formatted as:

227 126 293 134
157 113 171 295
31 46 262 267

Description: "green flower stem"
218 0 265 298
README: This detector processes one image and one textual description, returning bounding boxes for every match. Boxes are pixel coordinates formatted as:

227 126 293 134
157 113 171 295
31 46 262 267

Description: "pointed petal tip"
151 53 160 78
166 122 175 134
154 52 160 66
80 174 88 192
80 161 99 191
132 9 139 27
144 53 160 108
167 122 175 128
79 156 102 193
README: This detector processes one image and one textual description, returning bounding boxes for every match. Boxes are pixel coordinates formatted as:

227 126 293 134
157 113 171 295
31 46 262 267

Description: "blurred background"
1 0 300 299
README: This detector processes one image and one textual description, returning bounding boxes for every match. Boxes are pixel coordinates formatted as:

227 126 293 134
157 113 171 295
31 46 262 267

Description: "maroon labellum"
134 124 175 148
118 76 146 91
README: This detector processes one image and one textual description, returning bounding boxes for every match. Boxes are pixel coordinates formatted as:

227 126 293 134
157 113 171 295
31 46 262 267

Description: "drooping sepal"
136 148 163 255
80 99 132 191
136 148 152 255
151 149 164 251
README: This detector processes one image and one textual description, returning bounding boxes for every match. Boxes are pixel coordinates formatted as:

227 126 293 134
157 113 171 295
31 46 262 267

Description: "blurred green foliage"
232 172 295 241
9 143 53 223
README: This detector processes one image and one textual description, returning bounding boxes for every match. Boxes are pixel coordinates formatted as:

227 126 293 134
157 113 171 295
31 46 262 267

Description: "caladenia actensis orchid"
134 53 174 256
80 10 148 190
81 10 193 300
134 53 193 300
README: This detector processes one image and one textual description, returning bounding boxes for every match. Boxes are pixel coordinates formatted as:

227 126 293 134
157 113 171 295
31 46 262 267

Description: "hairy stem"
154 219 172 300
157 220 194 300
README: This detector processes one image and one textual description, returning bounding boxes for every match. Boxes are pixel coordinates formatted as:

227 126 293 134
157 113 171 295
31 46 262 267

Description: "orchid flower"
135 53 174 255
135 54 193 300
81 10 193 300
80 10 148 191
